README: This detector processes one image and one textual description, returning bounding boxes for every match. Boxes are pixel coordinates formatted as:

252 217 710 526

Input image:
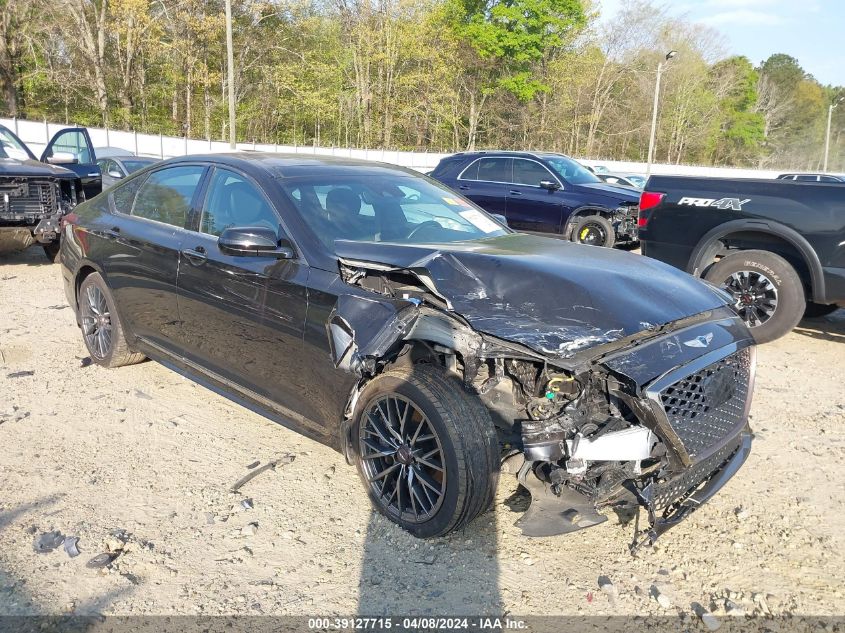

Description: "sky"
597 0 845 86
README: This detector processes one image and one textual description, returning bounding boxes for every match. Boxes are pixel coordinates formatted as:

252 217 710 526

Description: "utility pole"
646 51 677 179
823 96 843 173
225 0 237 149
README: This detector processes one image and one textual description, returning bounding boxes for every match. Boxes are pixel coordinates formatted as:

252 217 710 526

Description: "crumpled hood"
577 182 640 202
335 233 728 359
0 158 77 178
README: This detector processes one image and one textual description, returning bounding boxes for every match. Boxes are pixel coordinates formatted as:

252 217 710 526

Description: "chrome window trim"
456 156 562 189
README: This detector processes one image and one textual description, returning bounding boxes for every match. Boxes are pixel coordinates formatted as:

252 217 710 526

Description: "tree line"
1 0 842 170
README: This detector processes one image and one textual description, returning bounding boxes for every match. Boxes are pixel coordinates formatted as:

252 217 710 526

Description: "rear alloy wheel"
704 249 805 344
77 273 145 368
572 215 615 248
353 364 498 538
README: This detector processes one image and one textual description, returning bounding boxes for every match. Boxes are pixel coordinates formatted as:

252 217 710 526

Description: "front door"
104 164 206 351
40 128 102 199
175 166 318 431
506 158 564 234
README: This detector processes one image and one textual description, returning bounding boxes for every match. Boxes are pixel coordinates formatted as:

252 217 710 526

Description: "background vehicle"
777 173 845 183
61 153 754 544
0 125 100 261
97 155 158 188
431 151 639 248
597 173 644 190
638 175 845 343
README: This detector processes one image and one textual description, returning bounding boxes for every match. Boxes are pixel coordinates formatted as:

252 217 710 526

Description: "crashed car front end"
0 175 79 252
330 237 754 545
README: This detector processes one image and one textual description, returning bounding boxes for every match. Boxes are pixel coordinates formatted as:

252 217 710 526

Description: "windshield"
544 156 601 185
282 175 508 251
122 159 155 174
0 127 36 161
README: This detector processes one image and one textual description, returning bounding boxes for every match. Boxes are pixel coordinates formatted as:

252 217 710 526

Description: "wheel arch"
688 219 825 303
563 205 614 238
73 260 106 312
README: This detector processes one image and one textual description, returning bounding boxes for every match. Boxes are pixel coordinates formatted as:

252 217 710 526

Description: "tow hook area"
514 461 607 537
33 217 60 243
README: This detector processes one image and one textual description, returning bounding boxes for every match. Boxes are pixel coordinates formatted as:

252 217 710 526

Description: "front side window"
200 168 279 236
45 130 92 164
512 159 557 186
545 155 601 185
132 165 204 228
283 175 508 251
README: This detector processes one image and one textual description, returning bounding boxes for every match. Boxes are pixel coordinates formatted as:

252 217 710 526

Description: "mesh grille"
0 180 58 219
659 348 751 460
651 436 740 511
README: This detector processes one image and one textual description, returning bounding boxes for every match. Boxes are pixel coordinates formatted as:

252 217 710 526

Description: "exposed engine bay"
330 241 755 549
0 176 79 253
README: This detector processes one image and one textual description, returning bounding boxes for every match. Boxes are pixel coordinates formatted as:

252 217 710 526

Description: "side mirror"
46 152 79 165
218 226 294 258
540 180 561 191
107 169 123 179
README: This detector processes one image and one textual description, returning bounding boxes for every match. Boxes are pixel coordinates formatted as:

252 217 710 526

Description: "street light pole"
645 50 677 179
225 0 237 150
823 96 843 173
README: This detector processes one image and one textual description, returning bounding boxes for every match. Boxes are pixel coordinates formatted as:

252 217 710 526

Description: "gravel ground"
1 246 844 623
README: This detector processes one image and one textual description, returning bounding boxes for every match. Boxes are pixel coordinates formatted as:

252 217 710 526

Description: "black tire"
42 241 61 263
704 250 805 344
352 364 499 538
804 302 839 318
572 215 615 248
77 272 145 368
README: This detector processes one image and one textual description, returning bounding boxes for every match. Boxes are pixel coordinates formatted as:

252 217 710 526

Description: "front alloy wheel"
359 394 447 523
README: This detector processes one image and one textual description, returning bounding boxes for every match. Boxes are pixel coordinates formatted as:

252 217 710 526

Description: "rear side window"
110 173 148 213
132 166 204 228
461 157 512 182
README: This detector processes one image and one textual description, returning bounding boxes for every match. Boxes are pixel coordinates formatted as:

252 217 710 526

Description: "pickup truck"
0 125 101 261
638 175 845 343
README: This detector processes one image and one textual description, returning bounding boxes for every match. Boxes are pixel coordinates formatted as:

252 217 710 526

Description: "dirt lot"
1 246 844 623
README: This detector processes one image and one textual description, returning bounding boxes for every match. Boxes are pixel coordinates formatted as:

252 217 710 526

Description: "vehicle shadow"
357 508 502 617
793 309 845 343
0 247 54 268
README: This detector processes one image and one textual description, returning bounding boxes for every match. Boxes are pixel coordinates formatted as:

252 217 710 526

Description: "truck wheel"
804 302 839 318
42 241 61 263
352 364 498 538
77 272 146 368
572 215 615 248
704 250 804 344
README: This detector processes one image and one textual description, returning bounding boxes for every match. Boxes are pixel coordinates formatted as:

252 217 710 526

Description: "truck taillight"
638 191 665 228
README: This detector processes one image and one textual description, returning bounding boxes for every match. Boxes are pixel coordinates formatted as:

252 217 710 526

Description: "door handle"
181 246 207 265
509 190 523 196
105 226 120 238
458 185 470 190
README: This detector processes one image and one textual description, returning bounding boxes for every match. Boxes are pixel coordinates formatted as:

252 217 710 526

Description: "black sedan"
60 154 755 543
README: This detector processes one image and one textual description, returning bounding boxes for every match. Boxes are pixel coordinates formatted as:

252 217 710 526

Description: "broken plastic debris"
80 357 93 367
7 370 35 379
63 537 81 558
34 530 65 553
230 454 296 492
241 499 254 510
86 552 118 569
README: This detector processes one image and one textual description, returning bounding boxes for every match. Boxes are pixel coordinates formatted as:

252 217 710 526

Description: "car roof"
164 152 422 179
443 150 576 161
95 146 135 158
115 155 157 162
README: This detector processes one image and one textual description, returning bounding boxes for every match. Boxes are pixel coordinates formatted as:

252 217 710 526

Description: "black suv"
431 151 640 248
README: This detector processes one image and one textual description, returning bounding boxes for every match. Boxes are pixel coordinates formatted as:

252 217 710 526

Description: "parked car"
597 174 642 190
61 153 754 544
94 146 135 159
776 173 845 183
430 151 639 248
97 155 159 188
638 175 845 343
0 124 101 261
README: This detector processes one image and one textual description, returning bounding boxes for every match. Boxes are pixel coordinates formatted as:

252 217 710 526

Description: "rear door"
176 166 317 429
104 164 207 351
506 158 564 234
453 157 511 216
40 128 102 199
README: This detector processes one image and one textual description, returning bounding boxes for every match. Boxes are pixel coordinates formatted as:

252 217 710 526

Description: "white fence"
1 116 784 179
